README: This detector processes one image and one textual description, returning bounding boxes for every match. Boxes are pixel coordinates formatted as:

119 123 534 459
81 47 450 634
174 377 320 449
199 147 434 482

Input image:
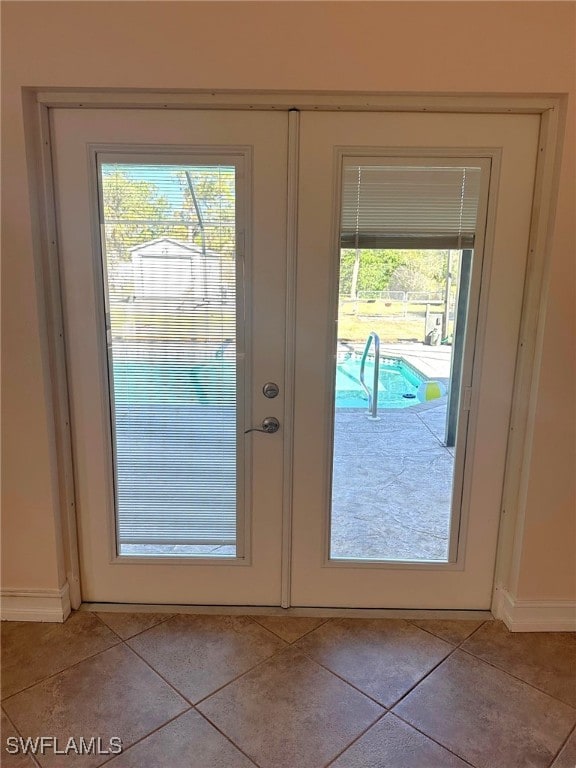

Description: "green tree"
388 264 434 294
339 249 408 296
174 168 236 256
102 171 172 262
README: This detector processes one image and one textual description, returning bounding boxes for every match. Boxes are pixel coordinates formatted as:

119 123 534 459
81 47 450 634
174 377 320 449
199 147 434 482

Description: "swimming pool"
335 357 424 409
111 356 424 409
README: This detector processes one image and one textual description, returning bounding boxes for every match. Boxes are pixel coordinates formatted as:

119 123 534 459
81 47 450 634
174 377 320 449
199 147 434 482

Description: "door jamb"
25 89 566 612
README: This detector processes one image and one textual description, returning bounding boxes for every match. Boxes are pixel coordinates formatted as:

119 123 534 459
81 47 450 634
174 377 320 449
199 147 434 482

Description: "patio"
332 399 454 561
331 341 455 562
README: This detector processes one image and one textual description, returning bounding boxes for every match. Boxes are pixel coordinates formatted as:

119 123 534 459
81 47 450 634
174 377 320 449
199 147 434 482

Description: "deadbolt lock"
262 382 280 399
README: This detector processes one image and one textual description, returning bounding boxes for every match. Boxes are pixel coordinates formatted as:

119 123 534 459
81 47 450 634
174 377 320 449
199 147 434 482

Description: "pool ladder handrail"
359 332 381 420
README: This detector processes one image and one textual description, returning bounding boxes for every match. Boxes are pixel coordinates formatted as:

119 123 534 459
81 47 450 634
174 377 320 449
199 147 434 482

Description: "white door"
53 107 539 608
290 111 539 608
52 109 288 604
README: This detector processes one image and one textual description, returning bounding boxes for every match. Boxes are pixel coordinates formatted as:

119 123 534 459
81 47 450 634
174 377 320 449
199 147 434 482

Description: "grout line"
452 619 489 645
384 653 456 711
546 720 576 768
94 611 176 642
110 641 268 767
248 614 332 644
122 616 289 709
0 639 123 705
390 711 479 768
291 619 488 713
292 647 390 710
96 707 194 767
122 641 196 708
238 615 294 646
1 705 42 768
192 709 263 768
4 614 572 768
193 643 293 707
90 610 127 641
405 618 487 646
386 620 488 711
3 619 266 767
323 710 389 768
448 619 576 711
457 645 576 711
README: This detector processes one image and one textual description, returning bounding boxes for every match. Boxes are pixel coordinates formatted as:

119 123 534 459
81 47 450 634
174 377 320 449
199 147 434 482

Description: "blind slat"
100 161 238 554
341 163 482 249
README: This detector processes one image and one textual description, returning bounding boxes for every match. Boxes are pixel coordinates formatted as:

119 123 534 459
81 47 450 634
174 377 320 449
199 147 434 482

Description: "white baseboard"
1 583 71 622
492 586 576 632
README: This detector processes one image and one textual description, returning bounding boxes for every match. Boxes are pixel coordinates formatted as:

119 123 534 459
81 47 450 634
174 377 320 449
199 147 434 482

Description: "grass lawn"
109 298 452 346
338 299 451 344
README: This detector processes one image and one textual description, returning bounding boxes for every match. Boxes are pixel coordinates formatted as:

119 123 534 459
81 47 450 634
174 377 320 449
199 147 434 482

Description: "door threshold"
80 602 493 621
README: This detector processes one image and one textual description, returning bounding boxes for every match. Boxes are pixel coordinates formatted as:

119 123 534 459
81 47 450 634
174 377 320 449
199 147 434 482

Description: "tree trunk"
350 249 361 299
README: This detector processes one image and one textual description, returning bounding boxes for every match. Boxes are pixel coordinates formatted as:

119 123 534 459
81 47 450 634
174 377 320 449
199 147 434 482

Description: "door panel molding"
86 145 253 568
320 149 495 572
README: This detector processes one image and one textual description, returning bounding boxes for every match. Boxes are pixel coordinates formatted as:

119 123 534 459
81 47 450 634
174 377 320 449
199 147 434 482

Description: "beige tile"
249 615 327 643
1 612 119 699
95 612 172 640
127 614 286 703
551 727 576 768
461 620 576 706
395 650 576 768
1 709 38 767
295 618 452 706
331 713 470 767
198 647 382 768
411 618 485 645
3 644 188 768
107 709 255 767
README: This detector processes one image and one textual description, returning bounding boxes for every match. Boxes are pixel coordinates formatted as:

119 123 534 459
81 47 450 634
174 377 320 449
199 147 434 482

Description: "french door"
291 112 539 608
52 109 289 604
51 106 539 607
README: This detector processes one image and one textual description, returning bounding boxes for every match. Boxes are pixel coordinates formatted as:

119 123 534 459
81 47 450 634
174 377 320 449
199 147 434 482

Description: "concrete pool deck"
331 342 455 561
331 399 454 561
344 340 452 381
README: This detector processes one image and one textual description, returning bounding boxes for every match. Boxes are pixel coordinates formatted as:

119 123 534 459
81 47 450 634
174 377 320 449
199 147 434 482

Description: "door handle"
245 417 280 434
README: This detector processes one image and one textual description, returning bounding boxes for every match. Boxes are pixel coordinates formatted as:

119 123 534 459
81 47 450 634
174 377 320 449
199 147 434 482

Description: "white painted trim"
493 101 568 599
280 110 300 608
25 95 82 609
34 90 560 114
492 586 576 632
1 584 71 622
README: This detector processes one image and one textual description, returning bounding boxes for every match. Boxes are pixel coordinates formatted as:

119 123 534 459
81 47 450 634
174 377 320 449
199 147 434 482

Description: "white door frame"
24 89 566 615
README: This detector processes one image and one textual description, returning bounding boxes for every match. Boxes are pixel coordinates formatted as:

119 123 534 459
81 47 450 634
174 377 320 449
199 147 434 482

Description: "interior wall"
2 1 574 603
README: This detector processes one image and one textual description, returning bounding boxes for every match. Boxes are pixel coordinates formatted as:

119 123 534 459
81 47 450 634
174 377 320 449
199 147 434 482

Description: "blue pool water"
111 356 423 409
336 358 424 409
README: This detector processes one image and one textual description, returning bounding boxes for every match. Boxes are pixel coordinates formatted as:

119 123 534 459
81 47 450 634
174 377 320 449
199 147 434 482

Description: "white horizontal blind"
341 162 482 249
98 158 240 557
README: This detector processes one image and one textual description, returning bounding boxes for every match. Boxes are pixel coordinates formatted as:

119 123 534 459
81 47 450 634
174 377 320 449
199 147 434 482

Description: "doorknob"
245 417 280 434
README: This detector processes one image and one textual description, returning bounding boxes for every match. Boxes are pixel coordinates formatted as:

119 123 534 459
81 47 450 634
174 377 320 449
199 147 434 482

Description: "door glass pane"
98 159 239 557
331 160 482 562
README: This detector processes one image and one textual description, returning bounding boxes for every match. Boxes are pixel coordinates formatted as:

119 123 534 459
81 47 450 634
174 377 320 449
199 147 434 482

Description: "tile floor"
1 613 575 768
